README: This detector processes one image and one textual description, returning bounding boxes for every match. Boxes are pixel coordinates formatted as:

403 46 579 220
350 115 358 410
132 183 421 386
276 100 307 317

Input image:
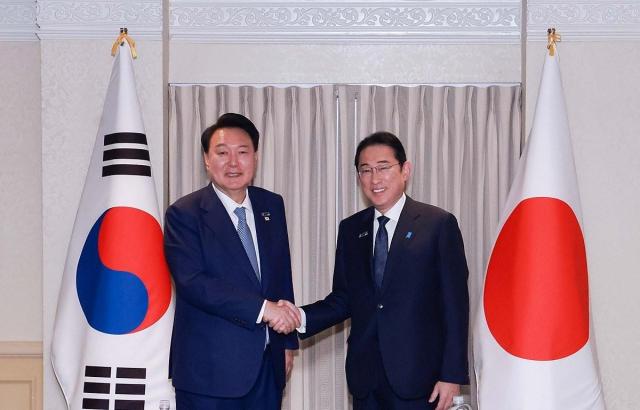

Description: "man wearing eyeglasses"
283 131 470 409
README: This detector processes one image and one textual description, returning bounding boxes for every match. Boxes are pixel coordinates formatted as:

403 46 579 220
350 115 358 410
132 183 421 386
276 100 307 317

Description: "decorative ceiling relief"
0 1 38 40
0 1 638 41
528 1 640 40
37 1 162 38
169 2 520 43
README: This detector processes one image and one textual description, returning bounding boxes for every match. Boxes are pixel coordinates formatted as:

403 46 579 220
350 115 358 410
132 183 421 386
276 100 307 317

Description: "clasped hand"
262 300 300 334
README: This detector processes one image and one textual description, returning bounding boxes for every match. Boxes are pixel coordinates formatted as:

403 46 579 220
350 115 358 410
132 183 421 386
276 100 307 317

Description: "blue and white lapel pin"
261 212 271 221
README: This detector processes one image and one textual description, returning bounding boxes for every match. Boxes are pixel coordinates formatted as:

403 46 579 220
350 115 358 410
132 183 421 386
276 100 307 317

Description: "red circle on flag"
484 197 590 360
98 207 172 332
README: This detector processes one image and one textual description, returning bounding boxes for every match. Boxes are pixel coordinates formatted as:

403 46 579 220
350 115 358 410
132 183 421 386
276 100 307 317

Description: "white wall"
0 42 42 342
526 41 640 408
171 43 521 84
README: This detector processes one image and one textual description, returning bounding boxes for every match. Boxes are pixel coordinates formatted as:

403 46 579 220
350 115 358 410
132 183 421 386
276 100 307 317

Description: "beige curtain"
168 83 521 409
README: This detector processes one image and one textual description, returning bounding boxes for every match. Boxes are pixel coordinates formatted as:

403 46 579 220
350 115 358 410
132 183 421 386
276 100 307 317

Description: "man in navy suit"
288 132 470 410
164 113 300 409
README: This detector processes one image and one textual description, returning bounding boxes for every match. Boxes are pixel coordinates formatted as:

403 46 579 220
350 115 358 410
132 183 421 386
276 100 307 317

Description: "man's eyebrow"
214 143 250 148
359 160 391 166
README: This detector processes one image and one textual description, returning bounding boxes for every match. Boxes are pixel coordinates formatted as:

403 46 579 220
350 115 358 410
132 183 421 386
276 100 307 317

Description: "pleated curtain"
168 83 522 409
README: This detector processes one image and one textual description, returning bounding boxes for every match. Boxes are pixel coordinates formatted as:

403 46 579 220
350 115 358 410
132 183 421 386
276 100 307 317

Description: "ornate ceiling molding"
527 1 640 40
0 1 38 41
169 2 521 44
36 1 162 39
1 1 639 42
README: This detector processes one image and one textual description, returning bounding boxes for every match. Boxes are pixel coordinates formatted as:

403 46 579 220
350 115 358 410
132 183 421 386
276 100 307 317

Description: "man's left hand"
428 381 460 410
285 349 295 378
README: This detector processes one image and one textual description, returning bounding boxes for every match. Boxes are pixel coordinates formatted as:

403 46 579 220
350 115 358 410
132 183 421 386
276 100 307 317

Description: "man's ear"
401 161 412 181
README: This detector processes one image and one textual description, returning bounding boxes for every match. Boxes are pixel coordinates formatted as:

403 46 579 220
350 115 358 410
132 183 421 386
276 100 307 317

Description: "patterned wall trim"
1 1 639 41
527 1 640 41
36 0 163 39
0 1 38 41
169 1 521 44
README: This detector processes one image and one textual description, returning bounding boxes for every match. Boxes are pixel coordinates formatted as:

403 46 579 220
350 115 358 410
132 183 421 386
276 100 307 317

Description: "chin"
369 200 387 210
224 180 248 189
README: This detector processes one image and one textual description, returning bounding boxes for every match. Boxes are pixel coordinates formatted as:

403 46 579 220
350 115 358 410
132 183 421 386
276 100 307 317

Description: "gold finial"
111 27 138 59
547 28 561 56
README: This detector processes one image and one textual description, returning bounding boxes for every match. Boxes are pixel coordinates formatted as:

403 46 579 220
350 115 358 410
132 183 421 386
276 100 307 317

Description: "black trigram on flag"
83 365 147 410
102 132 151 177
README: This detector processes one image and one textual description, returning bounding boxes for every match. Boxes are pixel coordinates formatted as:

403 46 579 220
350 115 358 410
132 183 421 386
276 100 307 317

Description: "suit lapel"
381 196 420 293
354 208 376 288
249 188 271 292
200 186 262 290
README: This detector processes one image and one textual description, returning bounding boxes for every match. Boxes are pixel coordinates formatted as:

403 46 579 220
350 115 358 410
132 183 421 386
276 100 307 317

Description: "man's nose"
371 170 382 184
228 152 239 166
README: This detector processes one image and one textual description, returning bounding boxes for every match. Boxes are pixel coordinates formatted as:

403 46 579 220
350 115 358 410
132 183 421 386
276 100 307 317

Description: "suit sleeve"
164 203 264 330
276 196 299 350
437 213 470 384
299 220 351 339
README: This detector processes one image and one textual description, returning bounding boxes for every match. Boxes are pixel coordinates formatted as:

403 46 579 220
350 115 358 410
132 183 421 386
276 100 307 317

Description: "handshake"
262 300 301 334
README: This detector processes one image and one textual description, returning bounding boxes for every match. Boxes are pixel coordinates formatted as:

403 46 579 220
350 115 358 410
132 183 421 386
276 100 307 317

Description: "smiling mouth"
372 188 386 193
226 172 242 177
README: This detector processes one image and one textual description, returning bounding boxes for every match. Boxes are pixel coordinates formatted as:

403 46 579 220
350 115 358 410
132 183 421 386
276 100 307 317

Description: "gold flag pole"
547 28 561 56
111 27 138 59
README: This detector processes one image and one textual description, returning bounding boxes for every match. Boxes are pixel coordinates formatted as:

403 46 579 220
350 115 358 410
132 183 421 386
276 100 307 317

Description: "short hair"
201 113 260 153
354 131 407 168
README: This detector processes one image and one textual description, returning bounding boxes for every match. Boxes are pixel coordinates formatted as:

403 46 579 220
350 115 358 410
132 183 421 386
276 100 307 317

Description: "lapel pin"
405 231 413 239
358 231 369 238
261 212 271 221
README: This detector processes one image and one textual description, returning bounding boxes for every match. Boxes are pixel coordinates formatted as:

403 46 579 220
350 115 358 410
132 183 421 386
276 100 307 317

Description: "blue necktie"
234 207 260 282
373 215 390 289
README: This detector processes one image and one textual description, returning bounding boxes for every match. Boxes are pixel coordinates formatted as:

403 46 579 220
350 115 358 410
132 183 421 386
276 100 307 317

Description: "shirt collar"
211 183 253 215
374 193 406 223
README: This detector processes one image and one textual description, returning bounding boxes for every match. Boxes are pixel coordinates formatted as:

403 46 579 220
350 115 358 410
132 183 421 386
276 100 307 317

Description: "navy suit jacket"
301 196 469 399
164 185 298 398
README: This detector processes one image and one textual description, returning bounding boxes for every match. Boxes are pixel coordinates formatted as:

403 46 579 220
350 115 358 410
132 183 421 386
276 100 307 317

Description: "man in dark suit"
287 132 469 410
164 113 301 409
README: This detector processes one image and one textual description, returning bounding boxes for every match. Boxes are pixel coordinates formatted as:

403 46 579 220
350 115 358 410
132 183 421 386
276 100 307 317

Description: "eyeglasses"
357 163 401 178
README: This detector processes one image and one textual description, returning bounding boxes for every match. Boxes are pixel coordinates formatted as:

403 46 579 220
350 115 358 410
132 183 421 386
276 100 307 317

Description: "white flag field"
51 40 175 409
473 51 605 409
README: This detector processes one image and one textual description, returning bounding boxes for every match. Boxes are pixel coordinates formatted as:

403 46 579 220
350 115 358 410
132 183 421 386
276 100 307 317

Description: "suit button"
377 304 384 309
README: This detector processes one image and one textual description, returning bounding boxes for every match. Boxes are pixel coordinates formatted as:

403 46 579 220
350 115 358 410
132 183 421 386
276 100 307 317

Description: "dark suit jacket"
301 196 469 399
164 185 298 398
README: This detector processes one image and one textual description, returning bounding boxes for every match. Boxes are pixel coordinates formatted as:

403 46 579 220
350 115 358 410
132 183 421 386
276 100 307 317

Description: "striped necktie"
234 207 260 282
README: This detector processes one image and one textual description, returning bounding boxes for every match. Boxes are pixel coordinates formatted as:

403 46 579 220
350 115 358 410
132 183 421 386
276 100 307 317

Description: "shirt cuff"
296 307 307 333
256 300 267 323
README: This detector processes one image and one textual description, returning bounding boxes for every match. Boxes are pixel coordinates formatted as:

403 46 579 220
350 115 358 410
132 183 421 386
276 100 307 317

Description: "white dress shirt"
298 193 407 333
372 193 406 253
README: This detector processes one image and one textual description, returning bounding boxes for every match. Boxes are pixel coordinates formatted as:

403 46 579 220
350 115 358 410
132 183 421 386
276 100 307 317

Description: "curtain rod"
169 82 521 88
